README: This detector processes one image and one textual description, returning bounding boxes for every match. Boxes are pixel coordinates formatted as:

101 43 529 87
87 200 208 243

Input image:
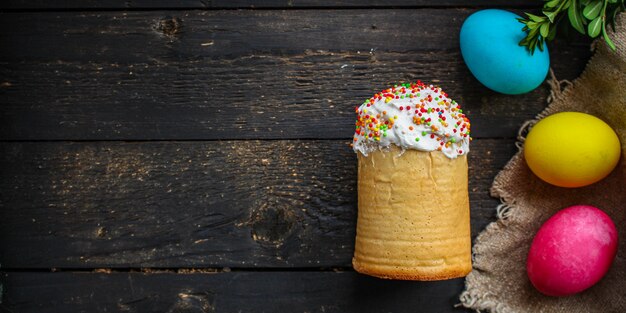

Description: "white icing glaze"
352 82 471 159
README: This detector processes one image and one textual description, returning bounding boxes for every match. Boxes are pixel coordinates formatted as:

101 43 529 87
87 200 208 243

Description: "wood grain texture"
0 10 504 62
0 10 591 140
0 4 593 313
0 271 467 313
0 0 540 10
0 139 515 269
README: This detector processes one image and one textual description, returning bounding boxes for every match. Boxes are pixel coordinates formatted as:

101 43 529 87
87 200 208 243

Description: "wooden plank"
0 271 470 313
0 0 540 10
2 9 566 63
0 139 515 269
2 51 591 141
0 10 592 140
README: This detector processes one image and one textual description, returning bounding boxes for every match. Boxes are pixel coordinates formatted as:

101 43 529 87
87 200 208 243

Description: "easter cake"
352 81 472 280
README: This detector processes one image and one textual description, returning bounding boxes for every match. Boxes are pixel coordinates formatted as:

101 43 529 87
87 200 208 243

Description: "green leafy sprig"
519 0 626 54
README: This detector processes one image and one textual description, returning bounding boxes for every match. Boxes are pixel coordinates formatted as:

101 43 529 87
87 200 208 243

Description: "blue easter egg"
460 9 550 95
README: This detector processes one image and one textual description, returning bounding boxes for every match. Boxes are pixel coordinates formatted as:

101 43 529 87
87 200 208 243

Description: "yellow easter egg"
524 112 621 188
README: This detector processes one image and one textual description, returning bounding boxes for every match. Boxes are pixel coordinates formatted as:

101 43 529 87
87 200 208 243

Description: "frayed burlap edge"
459 15 626 313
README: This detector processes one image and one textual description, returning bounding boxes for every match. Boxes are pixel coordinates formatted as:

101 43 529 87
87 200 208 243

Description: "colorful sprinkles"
351 81 471 158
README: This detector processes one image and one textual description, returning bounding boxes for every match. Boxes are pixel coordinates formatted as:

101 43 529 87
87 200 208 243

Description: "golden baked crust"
352 260 471 281
353 145 471 280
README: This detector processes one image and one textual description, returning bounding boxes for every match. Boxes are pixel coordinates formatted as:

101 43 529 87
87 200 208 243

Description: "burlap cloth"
458 16 626 313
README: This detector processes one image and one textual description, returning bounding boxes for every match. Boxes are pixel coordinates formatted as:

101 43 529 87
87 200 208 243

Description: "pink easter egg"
527 205 618 296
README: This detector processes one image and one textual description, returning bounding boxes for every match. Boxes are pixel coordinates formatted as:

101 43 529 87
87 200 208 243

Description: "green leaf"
588 15 603 37
568 0 587 34
537 36 545 52
583 0 603 20
519 23 541 54
540 22 550 37
603 23 617 50
601 9 616 51
543 10 558 22
545 0 562 8
526 13 546 23
547 22 558 40
608 0 618 3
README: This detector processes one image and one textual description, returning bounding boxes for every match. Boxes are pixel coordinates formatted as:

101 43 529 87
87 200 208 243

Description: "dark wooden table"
0 1 592 312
